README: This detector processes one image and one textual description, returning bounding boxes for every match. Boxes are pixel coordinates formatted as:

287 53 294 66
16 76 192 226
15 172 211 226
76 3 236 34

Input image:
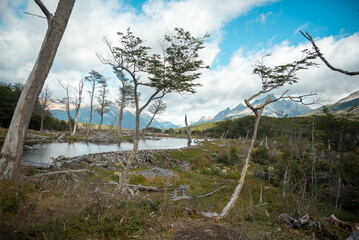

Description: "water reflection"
21 138 192 166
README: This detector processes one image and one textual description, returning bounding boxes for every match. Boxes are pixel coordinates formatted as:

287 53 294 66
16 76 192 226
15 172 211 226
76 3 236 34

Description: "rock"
134 167 177 178
347 230 359 240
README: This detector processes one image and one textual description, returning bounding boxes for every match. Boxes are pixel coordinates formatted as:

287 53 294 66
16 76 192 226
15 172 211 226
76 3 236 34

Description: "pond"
21 138 193 166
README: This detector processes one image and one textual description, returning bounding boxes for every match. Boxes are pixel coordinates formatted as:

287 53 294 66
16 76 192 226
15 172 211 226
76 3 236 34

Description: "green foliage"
251 147 275 165
96 77 111 117
147 28 209 94
128 174 148 185
215 144 241 166
0 82 68 130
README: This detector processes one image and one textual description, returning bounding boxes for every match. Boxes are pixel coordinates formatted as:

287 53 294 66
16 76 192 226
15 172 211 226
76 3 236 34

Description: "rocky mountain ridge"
192 94 312 125
47 97 179 129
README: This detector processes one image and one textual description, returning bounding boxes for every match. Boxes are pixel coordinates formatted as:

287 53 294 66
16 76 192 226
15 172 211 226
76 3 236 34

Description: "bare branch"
300 31 359 76
23 11 47 19
34 0 53 23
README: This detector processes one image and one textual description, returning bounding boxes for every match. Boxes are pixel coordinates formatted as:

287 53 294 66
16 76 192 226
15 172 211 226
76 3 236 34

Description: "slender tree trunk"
185 114 191 146
142 110 158 136
0 0 75 180
218 111 262 219
71 80 83 136
40 112 45 132
119 83 140 193
282 168 288 200
66 98 72 133
311 117 317 192
117 95 125 134
87 98 93 134
98 114 103 130
71 107 80 135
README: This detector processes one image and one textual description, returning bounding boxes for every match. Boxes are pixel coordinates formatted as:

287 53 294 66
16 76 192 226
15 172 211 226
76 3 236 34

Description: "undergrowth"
0 140 357 239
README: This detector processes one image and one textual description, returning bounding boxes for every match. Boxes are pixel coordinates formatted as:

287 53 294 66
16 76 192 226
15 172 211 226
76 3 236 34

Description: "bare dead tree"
0 0 75 180
58 80 73 133
71 78 85 136
39 86 50 132
300 31 359 76
142 99 167 136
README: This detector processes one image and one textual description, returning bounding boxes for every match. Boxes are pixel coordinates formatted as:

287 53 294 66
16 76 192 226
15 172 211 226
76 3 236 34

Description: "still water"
21 138 191 166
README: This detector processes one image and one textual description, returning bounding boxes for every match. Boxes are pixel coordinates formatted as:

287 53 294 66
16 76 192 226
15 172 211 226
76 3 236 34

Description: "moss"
128 174 148 185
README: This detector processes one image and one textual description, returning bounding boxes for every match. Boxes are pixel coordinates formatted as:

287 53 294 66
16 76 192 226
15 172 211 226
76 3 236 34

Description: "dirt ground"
170 219 244 240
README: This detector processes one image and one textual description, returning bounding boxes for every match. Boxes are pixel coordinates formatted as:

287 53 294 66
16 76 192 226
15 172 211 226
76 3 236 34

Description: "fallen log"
28 169 89 177
172 185 227 201
325 215 359 232
126 184 163 192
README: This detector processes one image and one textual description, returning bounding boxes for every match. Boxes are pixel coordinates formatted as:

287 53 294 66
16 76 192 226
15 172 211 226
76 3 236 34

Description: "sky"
0 0 358 126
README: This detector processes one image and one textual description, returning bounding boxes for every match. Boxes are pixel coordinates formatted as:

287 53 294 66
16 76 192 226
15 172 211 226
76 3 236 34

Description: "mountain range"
303 90 359 116
48 97 179 130
192 94 312 125
192 91 359 125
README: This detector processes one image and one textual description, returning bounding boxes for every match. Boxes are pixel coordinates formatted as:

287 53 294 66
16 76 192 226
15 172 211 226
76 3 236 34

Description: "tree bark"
117 93 125 134
311 117 317 192
87 92 94 134
98 114 103 130
40 112 45 132
142 109 158 136
118 83 140 193
218 110 263 219
71 79 84 136
0 0 75 180
185 114 191 146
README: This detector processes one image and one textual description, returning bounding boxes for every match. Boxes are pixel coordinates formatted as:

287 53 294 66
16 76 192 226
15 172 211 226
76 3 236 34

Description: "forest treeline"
191 113 359 216
0 82 67 131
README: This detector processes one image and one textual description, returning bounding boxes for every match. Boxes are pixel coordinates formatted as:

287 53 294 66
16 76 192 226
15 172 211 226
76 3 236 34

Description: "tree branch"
34 0 53 23
23 11 47 19
300 31 359 76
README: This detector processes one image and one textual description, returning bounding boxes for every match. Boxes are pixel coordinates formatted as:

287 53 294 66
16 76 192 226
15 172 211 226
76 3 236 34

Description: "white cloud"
1 0 358 126
159 33 359 125
294 23 309 34
256 11 272 24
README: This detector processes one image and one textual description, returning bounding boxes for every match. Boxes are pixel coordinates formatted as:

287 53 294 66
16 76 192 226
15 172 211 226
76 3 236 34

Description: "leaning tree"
142 99 167 136
0 0 76 180
202 50 318 219
98 28 208 193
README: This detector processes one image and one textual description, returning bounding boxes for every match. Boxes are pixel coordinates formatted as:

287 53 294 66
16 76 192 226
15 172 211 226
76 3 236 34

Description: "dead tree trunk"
311 117 317 192
0 0 75 180
118 84 140 194
185 114 191 146
71 79 84 136
117 94 125 134
39 86 50 132
59 80 72 133
218 108 263 219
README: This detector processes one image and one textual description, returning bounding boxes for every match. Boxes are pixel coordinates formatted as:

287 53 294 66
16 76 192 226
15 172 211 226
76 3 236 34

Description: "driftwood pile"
55 149 190 171
278 213 359 240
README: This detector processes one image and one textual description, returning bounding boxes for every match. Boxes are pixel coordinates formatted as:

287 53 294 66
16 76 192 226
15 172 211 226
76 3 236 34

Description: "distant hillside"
192 95 312 125
48 97 179 130
303 90 359 116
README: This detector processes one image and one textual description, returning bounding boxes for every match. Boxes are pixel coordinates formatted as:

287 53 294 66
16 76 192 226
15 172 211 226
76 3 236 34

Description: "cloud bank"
0 0 358 125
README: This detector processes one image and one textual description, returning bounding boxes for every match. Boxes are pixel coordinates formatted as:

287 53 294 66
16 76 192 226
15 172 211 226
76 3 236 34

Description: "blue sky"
215 0 359 67
0 0 359 125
